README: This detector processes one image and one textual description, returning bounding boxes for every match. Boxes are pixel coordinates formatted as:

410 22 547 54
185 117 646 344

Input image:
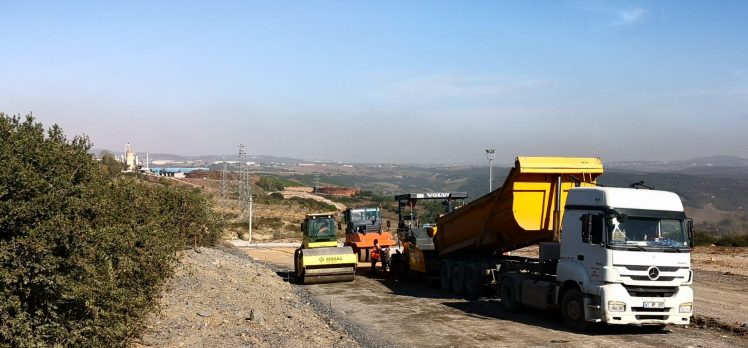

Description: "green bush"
252 216 284 230
0 114 222 347
693 229 716 246
256 175 300 192
288 196 337 212
715 233 748 247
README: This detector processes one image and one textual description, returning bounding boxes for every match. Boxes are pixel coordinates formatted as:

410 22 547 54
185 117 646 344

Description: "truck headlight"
679 302 692 313
608 301 626 312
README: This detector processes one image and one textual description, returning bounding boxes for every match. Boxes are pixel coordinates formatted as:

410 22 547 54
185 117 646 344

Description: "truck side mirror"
687 218 694 248
580 214 591 243
386 220 391 229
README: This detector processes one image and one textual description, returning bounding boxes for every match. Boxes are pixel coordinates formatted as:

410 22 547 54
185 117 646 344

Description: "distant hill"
606 155 748 172
88 148 748 217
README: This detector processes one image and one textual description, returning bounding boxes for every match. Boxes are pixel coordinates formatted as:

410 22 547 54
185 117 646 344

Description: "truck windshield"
349 210 364 222
364 209 380 222
607 216 690 249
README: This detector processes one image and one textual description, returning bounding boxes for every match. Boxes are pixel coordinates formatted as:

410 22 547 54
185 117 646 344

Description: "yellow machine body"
435 157 604 256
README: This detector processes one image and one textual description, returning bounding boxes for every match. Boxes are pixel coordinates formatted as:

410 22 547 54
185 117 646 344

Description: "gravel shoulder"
133 245 360 348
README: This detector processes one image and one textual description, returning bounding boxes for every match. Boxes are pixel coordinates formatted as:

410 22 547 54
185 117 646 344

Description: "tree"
99 150 124 176
0 114 223 346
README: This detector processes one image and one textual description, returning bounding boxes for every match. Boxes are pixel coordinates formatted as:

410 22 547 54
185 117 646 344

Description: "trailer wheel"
464 264 482 300
499 276 521 312
451 264 465 295
439 261 452 291
561 288 588 331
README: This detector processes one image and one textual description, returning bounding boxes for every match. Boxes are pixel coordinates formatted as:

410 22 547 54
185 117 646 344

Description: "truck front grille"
636 315 669 320
632 307 671 313
628 275 678 281
615 265 684 272
623 285 678 298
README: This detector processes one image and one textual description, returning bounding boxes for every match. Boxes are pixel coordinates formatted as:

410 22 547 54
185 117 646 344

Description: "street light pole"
486 149 495 192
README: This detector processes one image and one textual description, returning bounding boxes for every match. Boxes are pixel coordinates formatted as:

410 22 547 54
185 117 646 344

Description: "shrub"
715 233 748 247
0 114 222 347
288 197 337 212
692 229 716 246
252 216 284 230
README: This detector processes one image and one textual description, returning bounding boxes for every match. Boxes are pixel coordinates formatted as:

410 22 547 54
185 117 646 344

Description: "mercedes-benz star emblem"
647 266 660 280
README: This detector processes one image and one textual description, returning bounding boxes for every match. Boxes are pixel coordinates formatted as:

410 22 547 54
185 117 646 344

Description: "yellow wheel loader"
293 213 357 284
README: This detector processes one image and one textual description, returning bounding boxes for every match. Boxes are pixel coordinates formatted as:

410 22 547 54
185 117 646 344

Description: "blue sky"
1 0 747 164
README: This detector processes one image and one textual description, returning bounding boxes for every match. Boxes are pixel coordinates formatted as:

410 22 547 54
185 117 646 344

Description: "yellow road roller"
294 213 357 284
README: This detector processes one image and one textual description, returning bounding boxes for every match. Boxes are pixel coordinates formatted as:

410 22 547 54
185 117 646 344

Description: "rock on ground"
133 246 360 348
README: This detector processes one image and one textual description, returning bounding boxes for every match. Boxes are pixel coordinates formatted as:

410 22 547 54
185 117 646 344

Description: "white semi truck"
397 157 694 329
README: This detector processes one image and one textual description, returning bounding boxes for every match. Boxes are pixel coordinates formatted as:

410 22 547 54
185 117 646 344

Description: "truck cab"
558 187 694 328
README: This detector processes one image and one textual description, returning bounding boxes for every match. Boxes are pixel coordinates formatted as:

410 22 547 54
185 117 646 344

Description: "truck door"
579 212 607 283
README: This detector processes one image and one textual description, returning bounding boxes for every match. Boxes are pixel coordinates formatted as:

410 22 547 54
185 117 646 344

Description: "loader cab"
394 192 467 250
301 214 339 248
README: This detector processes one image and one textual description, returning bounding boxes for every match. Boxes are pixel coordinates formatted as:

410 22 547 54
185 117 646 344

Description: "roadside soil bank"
133 245 360 348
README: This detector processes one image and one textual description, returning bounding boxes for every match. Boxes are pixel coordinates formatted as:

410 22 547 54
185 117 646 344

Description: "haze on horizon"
2 1 747 165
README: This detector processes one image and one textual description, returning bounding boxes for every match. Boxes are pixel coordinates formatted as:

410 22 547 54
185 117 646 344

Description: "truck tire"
440 261 452 291
499 276 521 312
451 264 465 295
464 264 482 300
561 288 588 331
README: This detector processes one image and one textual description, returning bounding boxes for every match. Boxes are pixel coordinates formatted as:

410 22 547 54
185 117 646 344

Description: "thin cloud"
612 8 647 27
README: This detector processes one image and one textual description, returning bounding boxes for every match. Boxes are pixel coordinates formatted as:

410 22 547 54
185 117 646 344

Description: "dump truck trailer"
428 157 694 329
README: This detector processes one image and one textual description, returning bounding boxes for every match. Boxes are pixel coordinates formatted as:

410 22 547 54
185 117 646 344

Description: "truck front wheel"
561 288 588 331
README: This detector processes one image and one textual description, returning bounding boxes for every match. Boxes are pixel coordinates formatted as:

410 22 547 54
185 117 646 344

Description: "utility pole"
314 171 320 193
220 162 228 212
237 144 254 243
486 149 496 192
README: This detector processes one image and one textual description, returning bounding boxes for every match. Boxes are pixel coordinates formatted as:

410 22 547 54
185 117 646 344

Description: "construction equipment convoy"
343 207 396 262
294 213 357 284
390 157 694 329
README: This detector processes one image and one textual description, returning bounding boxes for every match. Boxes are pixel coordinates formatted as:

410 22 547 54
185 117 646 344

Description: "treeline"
0 115 223 346
693 211 748 246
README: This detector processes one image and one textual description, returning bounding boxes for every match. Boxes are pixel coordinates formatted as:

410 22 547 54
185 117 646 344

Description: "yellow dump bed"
434 157 603 257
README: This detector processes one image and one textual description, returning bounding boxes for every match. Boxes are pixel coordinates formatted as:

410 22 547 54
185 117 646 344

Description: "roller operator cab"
555 187 694 328
343 207 396 262
293 213 357 284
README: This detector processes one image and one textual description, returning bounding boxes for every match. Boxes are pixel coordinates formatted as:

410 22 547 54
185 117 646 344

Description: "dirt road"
239 245 747 348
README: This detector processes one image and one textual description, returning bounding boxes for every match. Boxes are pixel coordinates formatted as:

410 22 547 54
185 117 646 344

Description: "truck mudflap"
597 284 693 325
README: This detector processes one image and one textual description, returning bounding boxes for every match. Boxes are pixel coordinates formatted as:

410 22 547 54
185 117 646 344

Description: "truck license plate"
643 301 664 309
